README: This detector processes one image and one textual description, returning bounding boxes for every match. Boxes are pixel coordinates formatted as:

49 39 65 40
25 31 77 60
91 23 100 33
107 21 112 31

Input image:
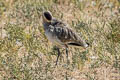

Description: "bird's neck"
43 22 51 30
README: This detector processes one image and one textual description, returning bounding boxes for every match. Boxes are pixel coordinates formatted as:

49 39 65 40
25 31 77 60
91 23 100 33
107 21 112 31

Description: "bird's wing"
55 26 78 43
51 20 86 47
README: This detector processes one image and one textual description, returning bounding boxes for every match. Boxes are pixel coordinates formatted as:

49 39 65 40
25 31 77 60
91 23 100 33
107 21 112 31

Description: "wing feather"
51 19 88 47
52 21 79 43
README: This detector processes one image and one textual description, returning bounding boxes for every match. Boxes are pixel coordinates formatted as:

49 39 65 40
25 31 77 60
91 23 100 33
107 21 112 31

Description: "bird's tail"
68 40 89 48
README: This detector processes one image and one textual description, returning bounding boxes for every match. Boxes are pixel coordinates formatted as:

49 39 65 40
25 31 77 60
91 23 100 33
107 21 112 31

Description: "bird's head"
42 11 52 23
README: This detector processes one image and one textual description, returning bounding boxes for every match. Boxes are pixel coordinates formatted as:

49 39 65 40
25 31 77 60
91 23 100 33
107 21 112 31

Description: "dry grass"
0 0 120 80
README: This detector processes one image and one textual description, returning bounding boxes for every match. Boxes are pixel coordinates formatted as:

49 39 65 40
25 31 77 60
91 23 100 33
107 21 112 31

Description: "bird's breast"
45 30 54 42
45 29 63 46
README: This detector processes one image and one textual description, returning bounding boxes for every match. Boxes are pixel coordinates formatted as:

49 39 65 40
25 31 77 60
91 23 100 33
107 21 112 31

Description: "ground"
0 0 120 80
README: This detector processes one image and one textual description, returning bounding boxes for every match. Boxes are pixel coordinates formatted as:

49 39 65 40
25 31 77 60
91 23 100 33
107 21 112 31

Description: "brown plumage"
42 11 89 65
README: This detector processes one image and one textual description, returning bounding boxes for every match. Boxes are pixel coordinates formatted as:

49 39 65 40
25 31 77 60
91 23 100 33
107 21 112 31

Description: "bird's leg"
66 48 69 65
66 48 68 61
65 45 69 65
56 47 61 65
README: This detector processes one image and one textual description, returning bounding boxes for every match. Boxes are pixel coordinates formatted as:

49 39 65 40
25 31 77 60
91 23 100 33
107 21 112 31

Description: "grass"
0 0 120 80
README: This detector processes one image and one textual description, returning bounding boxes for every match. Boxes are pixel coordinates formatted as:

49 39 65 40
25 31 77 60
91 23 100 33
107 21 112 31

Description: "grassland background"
0 0 120 80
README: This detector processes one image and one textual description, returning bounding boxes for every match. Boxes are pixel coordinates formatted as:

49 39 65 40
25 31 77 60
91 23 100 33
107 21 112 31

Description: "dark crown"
43 11 52 21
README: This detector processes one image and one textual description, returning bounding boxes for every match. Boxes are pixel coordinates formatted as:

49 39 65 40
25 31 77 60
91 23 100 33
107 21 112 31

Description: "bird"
42 11 89 65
